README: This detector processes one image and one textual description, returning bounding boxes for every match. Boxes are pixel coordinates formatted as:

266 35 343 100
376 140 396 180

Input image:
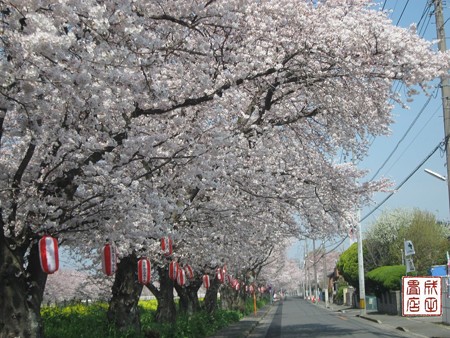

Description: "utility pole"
434 0 450 213
434 0 450 324
313 238 318 301
323 240 328 308
357 212 366 315
304 239 308 299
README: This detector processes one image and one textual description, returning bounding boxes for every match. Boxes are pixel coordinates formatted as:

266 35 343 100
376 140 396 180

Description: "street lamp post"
357 211 366 315
424 169 446 182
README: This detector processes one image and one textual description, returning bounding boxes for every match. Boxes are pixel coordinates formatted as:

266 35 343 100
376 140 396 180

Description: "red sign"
402 276 442 316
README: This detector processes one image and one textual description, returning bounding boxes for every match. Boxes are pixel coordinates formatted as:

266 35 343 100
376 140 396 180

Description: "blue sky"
359 1 450 228
288 1 450 261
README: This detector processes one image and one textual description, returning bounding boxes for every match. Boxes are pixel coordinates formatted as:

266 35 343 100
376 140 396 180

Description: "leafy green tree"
336 243 362 289
364 209 412 271
365 209 450 276
399 211 450 275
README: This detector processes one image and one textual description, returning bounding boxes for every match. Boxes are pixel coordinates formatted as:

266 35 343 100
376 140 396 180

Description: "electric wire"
369 87 437 181
384 103 442 175
396 0 411 26
360 138 445 223
417 1 433 30
367 1 436 181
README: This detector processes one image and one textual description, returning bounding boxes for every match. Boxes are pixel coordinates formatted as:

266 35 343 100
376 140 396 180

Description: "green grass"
41 297 268 338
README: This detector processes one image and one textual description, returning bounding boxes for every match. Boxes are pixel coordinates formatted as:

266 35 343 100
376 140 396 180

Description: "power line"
384 103 441 175
361 139 445 223
369 2 435 181
370 88 437 181
396 0 411 26
417 1 433 36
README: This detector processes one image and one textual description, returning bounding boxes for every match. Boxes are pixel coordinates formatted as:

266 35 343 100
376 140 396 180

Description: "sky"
288 0 450 261
359 0 450 227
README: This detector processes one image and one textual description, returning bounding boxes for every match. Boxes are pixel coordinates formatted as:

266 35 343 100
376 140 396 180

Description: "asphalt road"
249 298 411 338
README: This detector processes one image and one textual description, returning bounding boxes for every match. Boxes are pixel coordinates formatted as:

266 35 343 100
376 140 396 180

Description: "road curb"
246 303 276 336
395 326 409 332
357 314 382 324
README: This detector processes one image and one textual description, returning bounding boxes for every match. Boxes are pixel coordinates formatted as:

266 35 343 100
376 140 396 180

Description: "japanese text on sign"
402 276 442 316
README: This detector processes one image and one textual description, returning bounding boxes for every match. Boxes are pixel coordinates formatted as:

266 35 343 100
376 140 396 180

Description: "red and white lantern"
177 267 186 286
203 275 210 289
226 274 233 285
102 242 117 276
216 267 225 283
161 237 173 256
184 264 194 280
169 261 179 281
39 235 59 274
137 258 151 285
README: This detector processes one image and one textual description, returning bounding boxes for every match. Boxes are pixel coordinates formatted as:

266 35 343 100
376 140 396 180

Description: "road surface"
249 298 411 338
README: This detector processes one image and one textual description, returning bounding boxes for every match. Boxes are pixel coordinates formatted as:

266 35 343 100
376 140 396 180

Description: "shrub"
366 265 406 296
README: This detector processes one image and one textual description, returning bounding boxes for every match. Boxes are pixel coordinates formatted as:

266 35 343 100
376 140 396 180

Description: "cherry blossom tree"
2 0 450 336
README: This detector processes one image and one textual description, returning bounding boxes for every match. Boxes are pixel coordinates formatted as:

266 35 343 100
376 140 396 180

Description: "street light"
424 168 447 181
357 214 366 315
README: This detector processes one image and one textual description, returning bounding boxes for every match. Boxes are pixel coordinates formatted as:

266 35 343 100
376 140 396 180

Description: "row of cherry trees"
1 0 450 336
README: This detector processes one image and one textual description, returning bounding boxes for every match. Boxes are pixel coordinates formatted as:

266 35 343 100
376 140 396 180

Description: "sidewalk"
322 301 450 338
208 303 275 338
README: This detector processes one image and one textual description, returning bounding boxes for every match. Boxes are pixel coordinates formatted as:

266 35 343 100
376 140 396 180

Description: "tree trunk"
174 279 202 316
220 286 243 311
0 235 47 338
203 278 221 315
107 253 143 333
147 265 177 323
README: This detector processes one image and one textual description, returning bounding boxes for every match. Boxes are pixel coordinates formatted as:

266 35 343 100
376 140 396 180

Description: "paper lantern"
184 264 194 280
102 242 117 276
226 274 233 285
177 267 186 286
203 275 210 289
216 267 225 283
138 258 151 285
232 279 240 291
39 236 59 274
169 261 179 281
161 237 173 256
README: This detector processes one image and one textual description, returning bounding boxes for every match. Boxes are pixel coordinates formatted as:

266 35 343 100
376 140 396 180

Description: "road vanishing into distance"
249 297 411 338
